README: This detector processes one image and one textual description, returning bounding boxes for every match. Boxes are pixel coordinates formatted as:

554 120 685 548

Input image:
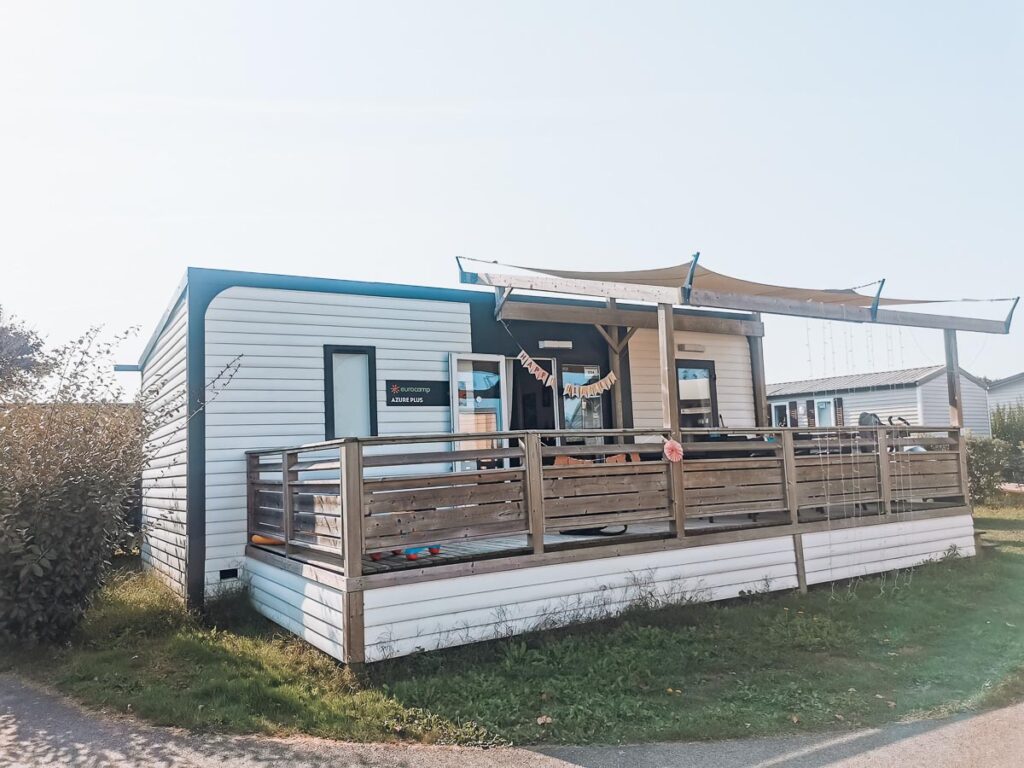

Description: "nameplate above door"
386 380 451 406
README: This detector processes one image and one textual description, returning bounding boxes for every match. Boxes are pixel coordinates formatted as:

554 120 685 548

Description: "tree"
0 309 50 399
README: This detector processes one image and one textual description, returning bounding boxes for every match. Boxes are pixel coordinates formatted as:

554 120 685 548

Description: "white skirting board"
244 514 976 664
245 556 347 660
362 536 799 662
802 514 975 585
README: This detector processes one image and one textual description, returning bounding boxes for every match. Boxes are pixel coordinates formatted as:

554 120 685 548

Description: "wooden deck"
246 425 971 580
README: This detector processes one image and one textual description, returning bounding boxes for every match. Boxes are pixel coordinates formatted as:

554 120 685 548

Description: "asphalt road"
3 673 1022 767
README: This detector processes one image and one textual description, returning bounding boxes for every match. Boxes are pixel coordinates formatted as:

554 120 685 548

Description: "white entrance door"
449 353 510 470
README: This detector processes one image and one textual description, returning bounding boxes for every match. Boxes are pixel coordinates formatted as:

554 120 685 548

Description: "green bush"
991 403 1024 484
966 436 1013 504
0 401 147 644
0 324 149 645
992 403 1024 446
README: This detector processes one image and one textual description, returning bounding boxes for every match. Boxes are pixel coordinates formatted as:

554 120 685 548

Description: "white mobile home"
767 366 992 437
989 372 1024 413
135 261 1005 663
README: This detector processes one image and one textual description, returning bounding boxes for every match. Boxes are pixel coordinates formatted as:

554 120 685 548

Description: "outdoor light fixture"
538 340 573 349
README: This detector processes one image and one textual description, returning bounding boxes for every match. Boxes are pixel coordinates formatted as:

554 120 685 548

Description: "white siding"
919 374 991 436
802 515 975 585
627 328 755 431
362 537 798 661
770 388 920 427
204 286 473 590
246 557 346 660
988 378 1024 412
140 295 189 596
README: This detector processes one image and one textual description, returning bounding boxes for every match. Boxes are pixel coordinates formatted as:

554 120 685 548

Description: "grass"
5 501 1024 746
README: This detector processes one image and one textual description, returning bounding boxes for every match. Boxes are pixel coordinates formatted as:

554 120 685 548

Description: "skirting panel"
801 514 975 585
244 513 977 664
362 536 799 662
245 556 347 660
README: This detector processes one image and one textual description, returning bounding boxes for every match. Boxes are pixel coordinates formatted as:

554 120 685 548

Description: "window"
772 403 789 427
450 353 510 470
814 398 835 428
676 360 718 428
454 356 505 434
561 364 604 442
324 345 377 439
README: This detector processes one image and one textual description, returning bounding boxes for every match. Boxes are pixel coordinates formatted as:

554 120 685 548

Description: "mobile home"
767 366 992 436
137 261 1009 662
989 371 1024 413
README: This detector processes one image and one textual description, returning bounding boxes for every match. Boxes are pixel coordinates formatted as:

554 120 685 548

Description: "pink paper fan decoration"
663 439 684 463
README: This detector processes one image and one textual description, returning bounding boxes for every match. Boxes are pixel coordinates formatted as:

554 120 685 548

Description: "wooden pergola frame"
459 259 1018 434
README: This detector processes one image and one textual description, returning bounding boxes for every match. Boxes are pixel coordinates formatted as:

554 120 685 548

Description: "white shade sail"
524 260 931 308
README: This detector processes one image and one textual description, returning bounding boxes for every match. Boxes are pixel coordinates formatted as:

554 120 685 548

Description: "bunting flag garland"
563 371 617 399
516 350 557 389
507 322 618 399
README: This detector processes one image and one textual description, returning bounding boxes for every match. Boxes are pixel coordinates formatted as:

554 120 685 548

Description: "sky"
0 1 1021 387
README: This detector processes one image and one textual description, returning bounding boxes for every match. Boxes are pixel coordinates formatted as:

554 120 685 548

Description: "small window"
324 345 378 439
772 403 789 427
814 398 835 428
676 360 718 428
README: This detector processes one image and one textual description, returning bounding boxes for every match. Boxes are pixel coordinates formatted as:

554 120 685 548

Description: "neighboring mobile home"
135 261 1008 663
767 366 992 437
988 371 1024 413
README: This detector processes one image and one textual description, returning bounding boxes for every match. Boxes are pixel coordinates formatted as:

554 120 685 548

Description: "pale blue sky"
1 1 1021 384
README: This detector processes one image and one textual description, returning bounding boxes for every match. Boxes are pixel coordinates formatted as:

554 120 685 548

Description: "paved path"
3 673 1023 767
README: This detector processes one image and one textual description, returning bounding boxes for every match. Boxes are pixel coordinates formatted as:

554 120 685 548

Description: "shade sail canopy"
458 256 1016 334
528 260 931 308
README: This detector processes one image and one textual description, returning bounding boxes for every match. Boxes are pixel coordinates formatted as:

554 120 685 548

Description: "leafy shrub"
992 403 1024 446
991 403 1024 484
966 436 1013 503
0 324 150 645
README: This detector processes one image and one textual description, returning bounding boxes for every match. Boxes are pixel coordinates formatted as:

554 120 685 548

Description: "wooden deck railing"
246 426 970 576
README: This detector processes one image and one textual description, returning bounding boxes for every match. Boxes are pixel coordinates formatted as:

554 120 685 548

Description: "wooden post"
657 303 680 434
343 590 366 665
782 431 808 593
668 460 686 539
608 325 626 430
792 533 808 594
340 441 364 578
944 330 971 503
944 329 964 428
876 428 892 514
523 433 546 554
782 431 800 525
956 428 972 503
747 319 769 428
281 450 297 556
246 453 259 543
658 302 685 536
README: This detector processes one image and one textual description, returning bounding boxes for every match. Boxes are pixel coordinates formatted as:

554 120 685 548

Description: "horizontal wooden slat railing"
245 425 970 575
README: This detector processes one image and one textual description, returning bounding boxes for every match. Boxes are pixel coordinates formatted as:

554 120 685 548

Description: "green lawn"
7 502 1024 746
